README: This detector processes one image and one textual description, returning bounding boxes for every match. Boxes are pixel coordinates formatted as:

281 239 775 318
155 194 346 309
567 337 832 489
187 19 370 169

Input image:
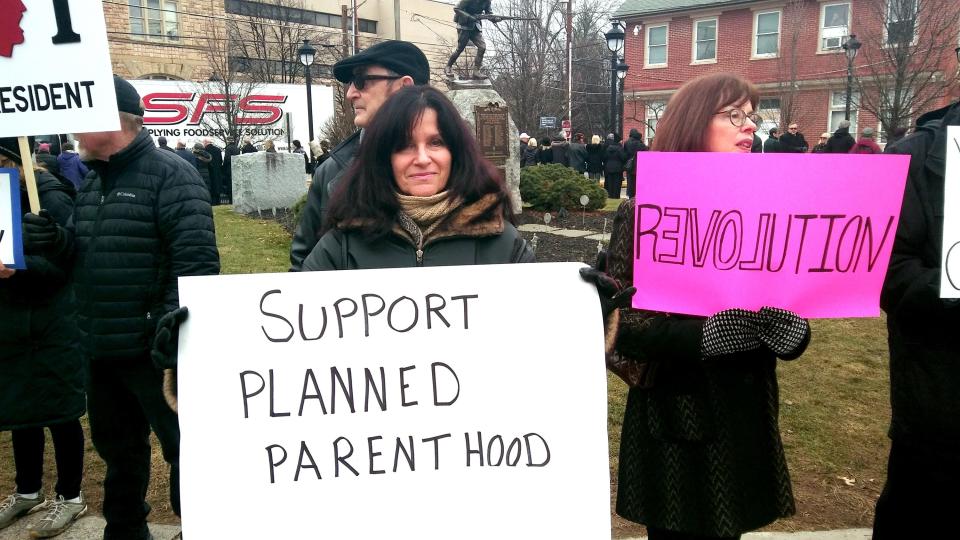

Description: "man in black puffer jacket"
64 76 219 540
874 99 960 539
289 40 429 271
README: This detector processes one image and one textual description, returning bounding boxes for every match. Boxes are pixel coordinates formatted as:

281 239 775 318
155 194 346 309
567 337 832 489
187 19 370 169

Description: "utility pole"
341 5 350 56
566 0 573 137
394 0 401 40
351 0 359 54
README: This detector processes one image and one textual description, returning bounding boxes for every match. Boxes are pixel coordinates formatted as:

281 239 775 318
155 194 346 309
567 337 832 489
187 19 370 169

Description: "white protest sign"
177 262 611 539
941 126 960 298
0 0 118 137
0 168 25 269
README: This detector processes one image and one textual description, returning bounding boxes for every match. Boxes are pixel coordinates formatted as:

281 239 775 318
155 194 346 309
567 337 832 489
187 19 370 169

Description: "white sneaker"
0 493 47 530
28 492 87 538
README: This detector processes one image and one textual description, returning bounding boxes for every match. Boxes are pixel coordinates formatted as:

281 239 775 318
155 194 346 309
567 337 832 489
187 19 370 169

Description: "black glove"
701 308 764 358
757 306 810 360
152 307 189 370
22 210 64 254
579 251 636 321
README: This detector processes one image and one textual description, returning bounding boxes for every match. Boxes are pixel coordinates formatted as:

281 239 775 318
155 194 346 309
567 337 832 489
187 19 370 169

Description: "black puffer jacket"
0 172 84 430
825 127 855 153
289 130 360 271
880 100 960 452
71 129 220 361
302 194 534 270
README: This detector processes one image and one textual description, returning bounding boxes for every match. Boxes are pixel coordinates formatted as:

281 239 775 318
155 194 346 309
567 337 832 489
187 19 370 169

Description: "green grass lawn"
2 208 891 533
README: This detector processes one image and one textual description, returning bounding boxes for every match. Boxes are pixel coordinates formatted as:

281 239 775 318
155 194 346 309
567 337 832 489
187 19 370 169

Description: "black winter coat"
71 130 220 361
880 101 960 452
302 194 534 270
290 130 360 271
568 142 588 172
0 172 84 430
825 127 855 153
607 198 796 536
778 132 808 153
604 143 626 173
763 137 782 153
586 143 604 173
623 135 647 176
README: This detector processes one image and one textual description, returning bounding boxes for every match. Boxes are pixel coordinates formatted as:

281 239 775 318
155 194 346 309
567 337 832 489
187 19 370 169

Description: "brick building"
613 0 960 146
104 0 457 83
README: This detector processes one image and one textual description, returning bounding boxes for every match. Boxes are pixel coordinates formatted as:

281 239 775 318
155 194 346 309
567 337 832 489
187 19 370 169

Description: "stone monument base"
231 152 307 215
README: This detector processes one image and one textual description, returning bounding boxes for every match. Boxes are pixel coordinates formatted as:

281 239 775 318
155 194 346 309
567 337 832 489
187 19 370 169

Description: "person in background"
312 139 331 168
751 132 762 153
301 85 532 271
192 143 212 192
586 134 604 180
550 133 570 167
35 143 60 175
811 132 830 153
873 90 960 540
290 40 430 272
569 132 588 175
262 139 276 153
518 132 530 163
157 136 175 153
603 72 810 540
174 140 198 170
826 119 856 153
222 137 240 205
521 137 538 168
203 138 223 206
537 136 553 164
763 127 782 153
623 128 647 198
240 136 257 154
0 137 87 539
778 123 808 153
291 139 309 174
603 134 626 199
57 142 89 191
886 126 908 146
849 127 882 154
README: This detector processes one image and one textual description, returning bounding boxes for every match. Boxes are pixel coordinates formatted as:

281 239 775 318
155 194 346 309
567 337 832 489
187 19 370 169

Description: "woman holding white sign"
603 73 811 540
301 86 534 270
0 137 88 537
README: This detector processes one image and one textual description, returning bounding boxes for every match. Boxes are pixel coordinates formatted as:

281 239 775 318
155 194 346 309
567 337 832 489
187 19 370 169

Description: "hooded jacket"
826 126 856 153
57 151 89 189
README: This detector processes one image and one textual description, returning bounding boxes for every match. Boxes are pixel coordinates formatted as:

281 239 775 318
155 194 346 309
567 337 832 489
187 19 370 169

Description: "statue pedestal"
445 84 523 213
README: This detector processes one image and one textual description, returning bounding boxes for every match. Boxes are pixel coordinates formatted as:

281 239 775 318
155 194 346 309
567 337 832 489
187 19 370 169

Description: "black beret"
114 75 144 116
333 40 429 86
0 136 35 165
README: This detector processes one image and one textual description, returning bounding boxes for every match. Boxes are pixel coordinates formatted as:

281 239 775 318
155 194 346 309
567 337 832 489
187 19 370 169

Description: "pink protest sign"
632 152 910 318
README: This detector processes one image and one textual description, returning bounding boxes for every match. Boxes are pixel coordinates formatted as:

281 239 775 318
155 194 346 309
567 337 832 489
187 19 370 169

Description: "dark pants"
87 358 180 540
627 170 637 198
11 420 84 499
208 170 222 206
604 171 622 198
448 29 486 68
872 439 958 539
648 527 740 540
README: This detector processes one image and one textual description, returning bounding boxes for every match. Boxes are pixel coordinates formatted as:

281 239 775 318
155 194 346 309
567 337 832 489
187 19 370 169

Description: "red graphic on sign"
142 92 288 126
0 0 27 58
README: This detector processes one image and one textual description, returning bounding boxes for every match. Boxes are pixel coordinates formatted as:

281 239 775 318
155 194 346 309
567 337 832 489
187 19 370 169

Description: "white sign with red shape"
0 0 119 137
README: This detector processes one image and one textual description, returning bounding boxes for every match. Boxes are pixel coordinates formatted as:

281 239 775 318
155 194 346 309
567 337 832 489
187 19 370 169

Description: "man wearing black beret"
289 40 429 271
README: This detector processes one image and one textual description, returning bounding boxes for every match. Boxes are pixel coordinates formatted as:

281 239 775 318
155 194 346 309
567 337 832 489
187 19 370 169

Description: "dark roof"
614 0 757 18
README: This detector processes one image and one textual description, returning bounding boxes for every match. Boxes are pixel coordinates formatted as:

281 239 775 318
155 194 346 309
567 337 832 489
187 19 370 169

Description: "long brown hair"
651 73 759 152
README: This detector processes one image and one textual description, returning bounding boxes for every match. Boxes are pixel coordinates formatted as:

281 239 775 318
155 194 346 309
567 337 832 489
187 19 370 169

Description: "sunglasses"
348 74 401 90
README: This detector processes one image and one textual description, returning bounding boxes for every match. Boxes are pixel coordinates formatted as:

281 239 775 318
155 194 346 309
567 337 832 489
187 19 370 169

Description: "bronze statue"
445 0 498 80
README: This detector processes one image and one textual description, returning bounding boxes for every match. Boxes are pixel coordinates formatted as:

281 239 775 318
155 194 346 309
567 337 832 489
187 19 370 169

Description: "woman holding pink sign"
602 73 811 540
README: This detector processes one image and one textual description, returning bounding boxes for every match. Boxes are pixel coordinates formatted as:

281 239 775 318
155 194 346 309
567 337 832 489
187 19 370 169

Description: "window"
645 101 666 141
820 2 850 51
758 97 781 134
225 0 377 33
829 91 859 134
693 19 717 62
753 10 780 57
645 24 668 67
129 0 180 40
887 0 919 45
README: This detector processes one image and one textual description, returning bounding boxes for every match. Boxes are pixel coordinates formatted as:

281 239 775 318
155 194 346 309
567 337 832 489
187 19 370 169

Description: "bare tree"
226 0 327 84
772 0 807 130
854 0 960 137
569 0 619 136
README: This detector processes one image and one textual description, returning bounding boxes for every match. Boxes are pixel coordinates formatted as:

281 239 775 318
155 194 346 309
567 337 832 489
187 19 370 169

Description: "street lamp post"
616 60 629 139
297 38 317 144
841 34 861 121
605 21 625 137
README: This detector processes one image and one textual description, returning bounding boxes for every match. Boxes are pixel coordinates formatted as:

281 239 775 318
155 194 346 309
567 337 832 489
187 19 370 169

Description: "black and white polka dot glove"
701 308 764 358
757 306 810 360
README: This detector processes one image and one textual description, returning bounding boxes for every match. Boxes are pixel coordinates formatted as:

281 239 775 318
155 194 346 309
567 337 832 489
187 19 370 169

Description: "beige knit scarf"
396 191 462 241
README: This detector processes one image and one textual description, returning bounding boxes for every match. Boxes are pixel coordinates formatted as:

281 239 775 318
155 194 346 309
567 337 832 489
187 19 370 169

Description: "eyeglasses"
715 108 762 127
348 74 401 90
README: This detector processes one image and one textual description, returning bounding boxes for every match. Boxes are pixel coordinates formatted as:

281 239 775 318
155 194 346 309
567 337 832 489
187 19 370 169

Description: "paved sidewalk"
626 530 871 540
0 513 180 540
517 222 611 242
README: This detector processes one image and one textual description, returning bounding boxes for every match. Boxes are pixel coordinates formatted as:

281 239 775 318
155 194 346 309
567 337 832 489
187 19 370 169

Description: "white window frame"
645 100 666 142
828 90 859 135
885 0 920 47
752 9 781 58
878 87 914 142
645 23 669 68
691 17 718 64
818 1 851 53
129 0 180 41
757 97 782 136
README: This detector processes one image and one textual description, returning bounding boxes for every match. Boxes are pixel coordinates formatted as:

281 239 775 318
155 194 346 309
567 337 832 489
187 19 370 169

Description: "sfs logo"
142 93 289 126
0 0 82 58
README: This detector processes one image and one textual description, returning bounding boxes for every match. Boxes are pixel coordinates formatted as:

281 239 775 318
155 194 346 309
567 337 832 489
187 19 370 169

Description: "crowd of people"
0 39 956 540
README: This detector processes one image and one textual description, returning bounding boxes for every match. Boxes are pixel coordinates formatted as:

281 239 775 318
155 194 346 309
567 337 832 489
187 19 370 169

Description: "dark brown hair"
651 72 759 152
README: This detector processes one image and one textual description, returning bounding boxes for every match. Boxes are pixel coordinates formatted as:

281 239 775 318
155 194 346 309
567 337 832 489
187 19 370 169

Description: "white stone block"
231 152 307 214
